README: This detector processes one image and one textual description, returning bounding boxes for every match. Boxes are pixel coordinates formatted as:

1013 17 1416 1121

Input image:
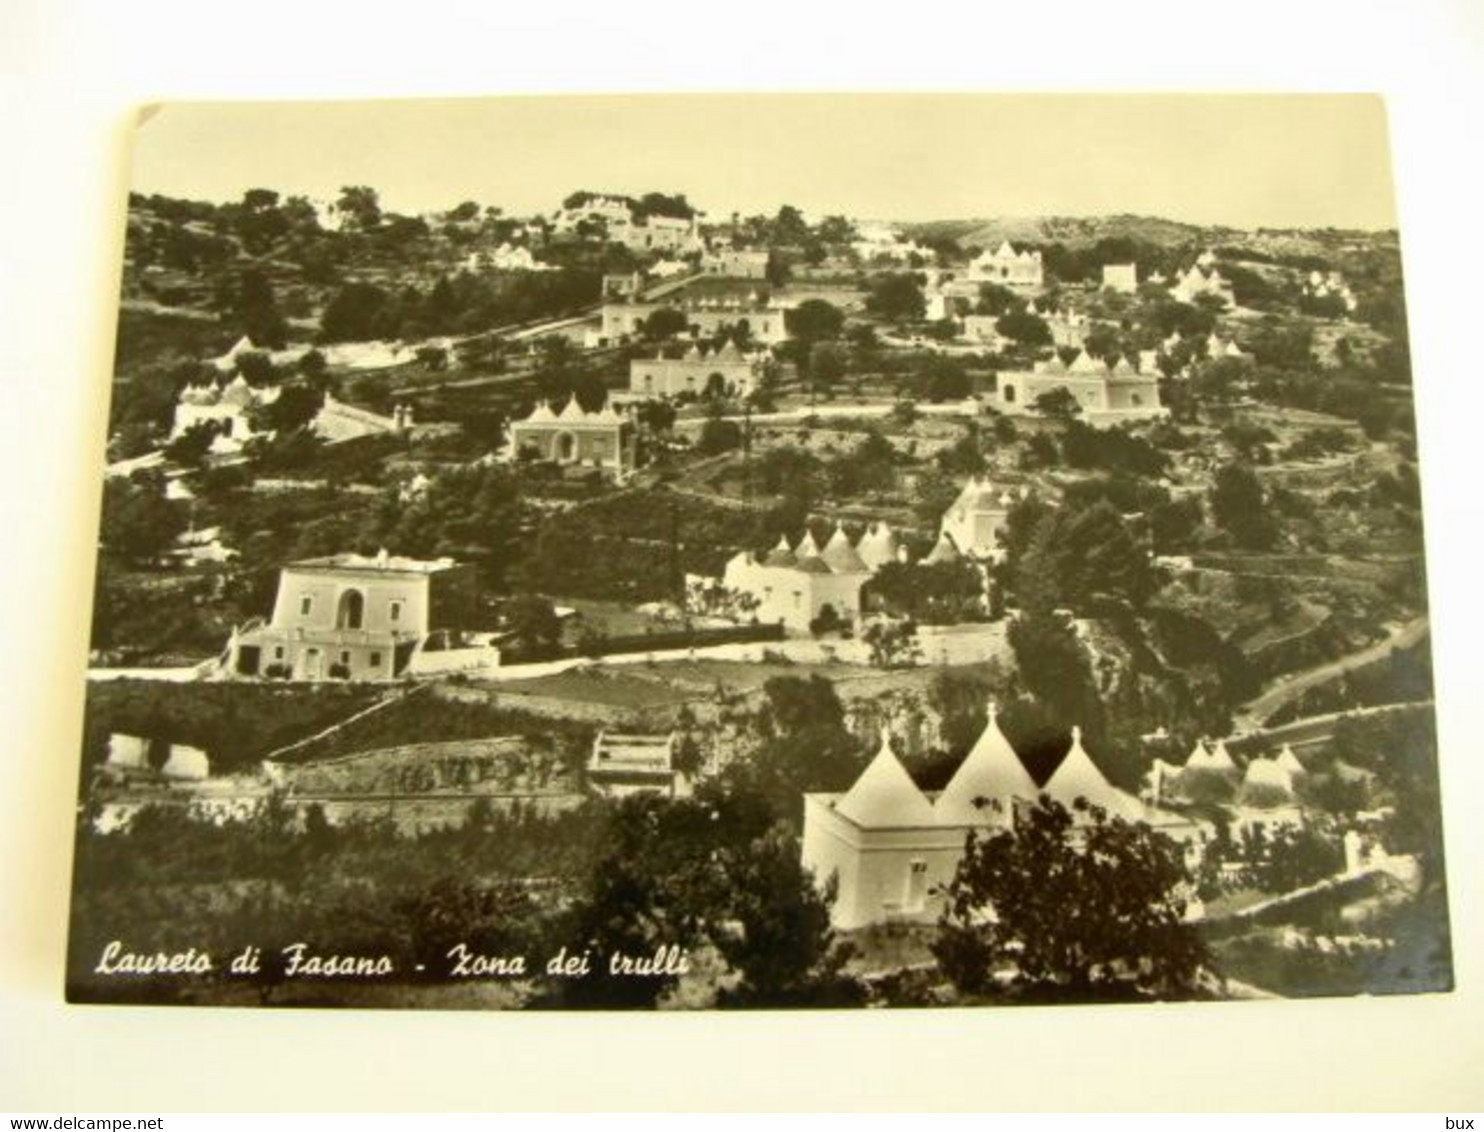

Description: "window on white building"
300 596 313 616
906 859 929 912
390 600 403 623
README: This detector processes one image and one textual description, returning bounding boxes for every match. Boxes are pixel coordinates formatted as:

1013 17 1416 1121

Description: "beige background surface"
2 0 1483 1112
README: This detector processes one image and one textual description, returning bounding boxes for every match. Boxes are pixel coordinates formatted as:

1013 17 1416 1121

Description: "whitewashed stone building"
225 550 476 682
802 709 1207 929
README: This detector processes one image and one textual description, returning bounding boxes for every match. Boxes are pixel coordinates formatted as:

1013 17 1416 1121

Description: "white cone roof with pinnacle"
1274 744 1305 776
1242 756 1294 794
794 529 823 558
856 522 899 570
934 701 1039 823
821 525 870 574
1208 739 1236 772
1043 726 1144 820
1184 738 1211 770
835 727 935 828
924 531 962 565
1069 349 1103 374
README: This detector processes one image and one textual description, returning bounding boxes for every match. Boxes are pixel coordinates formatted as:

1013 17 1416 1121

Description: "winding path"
1233 614 1429 730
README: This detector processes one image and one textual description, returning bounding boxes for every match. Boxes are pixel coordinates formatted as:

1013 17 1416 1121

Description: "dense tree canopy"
933 796 1208 1001
865 273 926 322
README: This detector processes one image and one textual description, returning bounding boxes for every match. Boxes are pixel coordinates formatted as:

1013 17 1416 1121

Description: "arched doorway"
556 432 577 463
336 589 365 630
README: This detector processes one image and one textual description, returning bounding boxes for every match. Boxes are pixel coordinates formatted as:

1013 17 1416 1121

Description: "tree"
163 420 222 467
233 349 277 387
921 356 972 402
995 308 1052 348
1149 497 1204 555
1210 462 1276 549
734 676 863 811
975 283 1020 316
770 204 810 246
867 561 985 624
242 187 280 212
635 400 677 434
550 792 858 1008
422 276 462 335
99 476 188 562
336 185 382 232
861 620 922 668
1021 433 1060 470
865 273 926 322
229 269 288 348
808 343 846 392
639 307 688 341
1013 500 1156 613
1033 387 1081 421
320 281 395 343
695 417 743 455
254 383 325 435
1006 612 1101 729
784 299 845 344
236 191 289 254
503 594 562 655
714 827 860 1006
933 797 1208 1001
297 348 328 381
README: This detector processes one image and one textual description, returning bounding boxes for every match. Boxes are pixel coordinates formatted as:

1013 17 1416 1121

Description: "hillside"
903 213 1396 262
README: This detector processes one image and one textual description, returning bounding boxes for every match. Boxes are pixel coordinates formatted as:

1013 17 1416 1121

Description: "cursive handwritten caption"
93 940 690 980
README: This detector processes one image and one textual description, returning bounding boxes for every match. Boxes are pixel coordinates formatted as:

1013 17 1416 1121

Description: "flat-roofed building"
226 550 476 682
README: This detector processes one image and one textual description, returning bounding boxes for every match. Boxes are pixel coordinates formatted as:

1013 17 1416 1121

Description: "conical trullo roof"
1242 756 1294 794
924 531 961 565
835 728 935 828
856 522 899 571
1043 727 1144 820
1274 744 1306 776
935 701 1039 824
821 525 869 574
1069 349 1103 374
763 534 796 567
794 529 823 559
1207 739 1236 773
1184 739 1212 770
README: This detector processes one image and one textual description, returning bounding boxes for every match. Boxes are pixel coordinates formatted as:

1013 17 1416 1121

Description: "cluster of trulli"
929 476 1027 563
1166 252 1237 306
171 373 282 455
1033 348 1151 380
515 393 626 427
720 522 911 632
1303 269 1358 312
801 706 1209 929
1145 738 1306 808
1141 330 1251 380
628 338 760 399
967 240 1045 289
757 520 909 574
683 292 780 312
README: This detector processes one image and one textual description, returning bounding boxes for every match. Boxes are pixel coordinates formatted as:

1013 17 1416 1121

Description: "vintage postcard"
68 93 1449 1009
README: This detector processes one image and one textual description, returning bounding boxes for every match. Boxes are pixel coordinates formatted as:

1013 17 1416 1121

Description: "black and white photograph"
62 93 1452 1013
